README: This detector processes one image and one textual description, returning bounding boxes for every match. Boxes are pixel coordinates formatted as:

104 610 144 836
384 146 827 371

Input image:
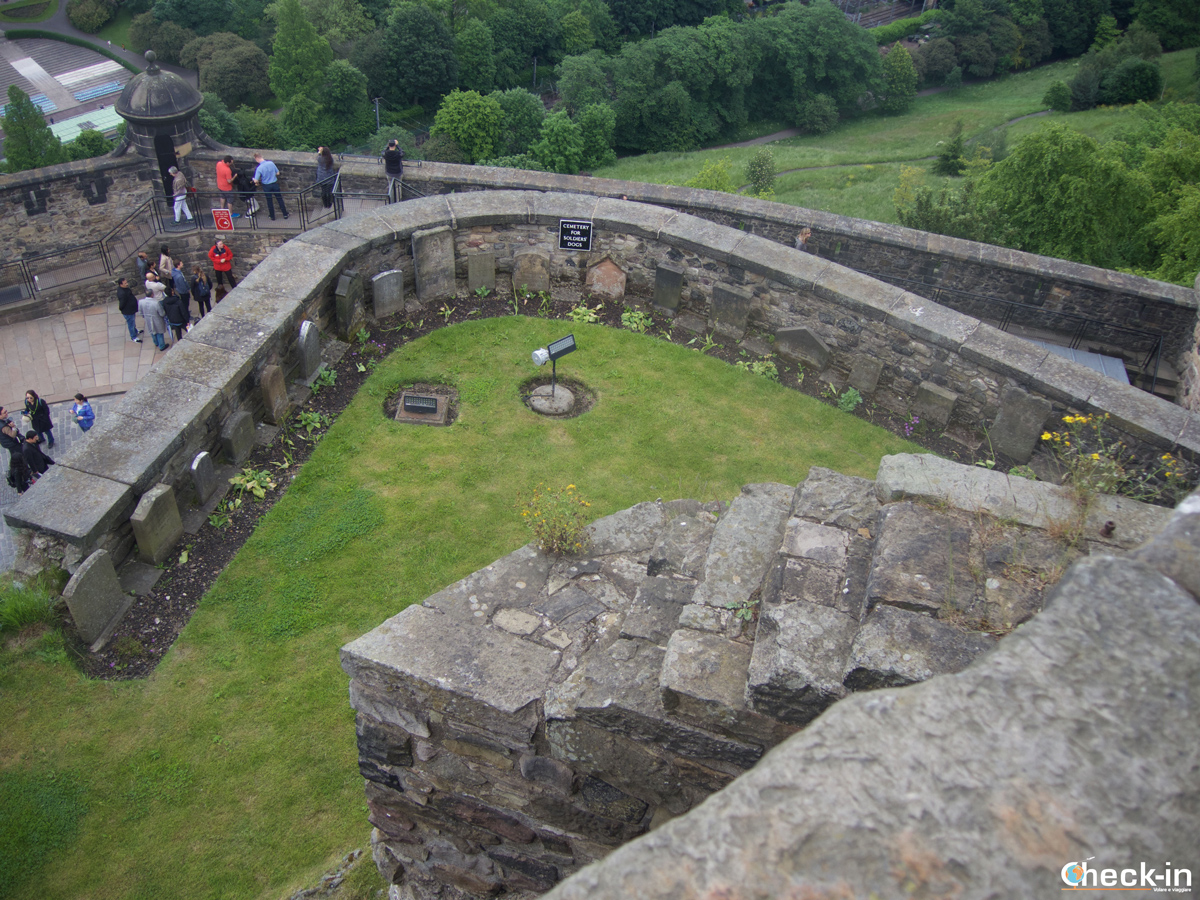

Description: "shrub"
744 147 776 197
518 483 592 555
933 121 967 176
477 154 545 171
684 157 737 193
1043 81 1071 112
1099 57 1163 106
837 387 864 413
798 93 839 135
66 0 113 33
420 133 465 164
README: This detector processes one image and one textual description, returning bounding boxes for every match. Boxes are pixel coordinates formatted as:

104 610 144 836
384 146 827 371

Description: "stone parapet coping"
3 191 1196 552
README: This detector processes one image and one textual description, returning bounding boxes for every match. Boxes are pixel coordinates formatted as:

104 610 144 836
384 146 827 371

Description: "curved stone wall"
4 191 1197 573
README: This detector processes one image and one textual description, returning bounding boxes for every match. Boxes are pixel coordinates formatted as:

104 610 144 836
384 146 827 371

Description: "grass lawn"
598 50 1198 223
95 8 134 48
0 317 920 900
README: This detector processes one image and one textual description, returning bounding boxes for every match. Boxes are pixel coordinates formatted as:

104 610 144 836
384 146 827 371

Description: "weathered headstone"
191 451 217 503
586 259 626 301
847 356 883 395
913 381 958 428
775 327 832 371
653 263 684 311
63 549 133 650
513 249 551 293
298 320 321 381
989 384 1052 463
335 269 366 341
221 410 254 464
131 484 184 566
413 226 457 303
710 283 753 340
371 269 405 319
468 254 496 293
260 364 291 425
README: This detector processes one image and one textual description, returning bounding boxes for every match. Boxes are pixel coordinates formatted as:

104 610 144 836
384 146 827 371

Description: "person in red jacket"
208 238 236 297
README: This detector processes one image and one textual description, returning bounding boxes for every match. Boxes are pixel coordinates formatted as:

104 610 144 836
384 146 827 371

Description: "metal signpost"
558 220 593 251
546 334 576 396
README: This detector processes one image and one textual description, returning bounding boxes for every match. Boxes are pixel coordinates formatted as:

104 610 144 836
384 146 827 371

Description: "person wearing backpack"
191 265 213 317
383 139 404 201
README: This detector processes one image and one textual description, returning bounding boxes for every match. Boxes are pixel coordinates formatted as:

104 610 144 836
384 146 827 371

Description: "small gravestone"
586 258 626 301
131 484 183 566
371 270 405 319
191 451 217 503
913 381 958 429
221 410 254 464
63 549 133 651
261 364 291 425
989 384 1052 463
848 356 883 395
468 254 496 293
653 263 684 312
413 226 456 303
298 321 321 381
775 326 832 371
513 249 550 293
710 283 753 340
335 269 365 341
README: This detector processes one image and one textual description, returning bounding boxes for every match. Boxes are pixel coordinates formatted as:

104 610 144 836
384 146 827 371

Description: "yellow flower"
1041 432 1052 441
1090 453 1100 460
566 484 576 490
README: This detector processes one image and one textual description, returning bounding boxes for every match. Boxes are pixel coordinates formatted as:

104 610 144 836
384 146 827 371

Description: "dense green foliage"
431 89 503 163
895 105 1200 284
2 85 65 173
881 43 918 114
181 33 271 110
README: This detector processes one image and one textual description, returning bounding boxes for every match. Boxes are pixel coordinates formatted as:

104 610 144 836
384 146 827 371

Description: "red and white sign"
212 208 234 231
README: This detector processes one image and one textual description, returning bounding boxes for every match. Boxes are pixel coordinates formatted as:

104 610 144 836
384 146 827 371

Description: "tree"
182 33 270 110
916 38 957 86
279 94 322 149
532 110 584 173
1144 183 1200 284
744 146 775 197
576 103 616 170
1090 13 1121 49
318 60 374 143
152 0 234 37
455 19 497 93
235 104 281 148
561 9 595 56
197 92 244 145
129 13 198 63
880 43 918 114
366 125 418 158
683 157 736 192
798 94 838 135
67 0 116 33
2 86 66 173
1042 0 1109 57
1132 0 1200 50
296 0 373 48
1099 56 1163 105
421 133 465 162
933 120 968 176
269 0 333 104
354 3 457 108
492 88 545 156
65 129 113 161
1043 80 1072 112
557 52 610 114
432 90 504 163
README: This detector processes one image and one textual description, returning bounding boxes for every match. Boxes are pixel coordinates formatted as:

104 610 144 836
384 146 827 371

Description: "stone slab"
709 283 753 340
745 600 856 726
298 320 322 381
371 269 405 320
791 467 880 531
513 249 551 294
989 384 1052 463
652 263 683 311
620 576 695 644
774 327 831 371
690 483 792 611
912 380 958 429
220 410 255 465
117 559 165 596
63 549 133 649
4 466 134 549
843 604 996 690
780 520 849 566
588 502 669 556
847 356 883 395
261 364 291 426
184 310 275 362
131 484 183 566
647 512 716 579
467 255 496 294
413 226 457 303
586 259 626 301
49 413 183 494
865 502 974 616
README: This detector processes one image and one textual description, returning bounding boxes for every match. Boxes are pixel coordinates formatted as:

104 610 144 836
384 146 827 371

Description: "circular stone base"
529 384 575 415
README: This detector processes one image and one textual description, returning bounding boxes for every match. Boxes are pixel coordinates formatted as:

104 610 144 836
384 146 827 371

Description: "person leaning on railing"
383 139 403 201
316 147 336 209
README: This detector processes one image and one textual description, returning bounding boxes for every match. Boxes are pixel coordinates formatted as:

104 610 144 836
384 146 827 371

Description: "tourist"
169 166 193 222
117 277 141 342
216 155 234 209
162 288 189 343
316 146 336 208
22 431 55 484
171 260 191 320
138 291 168 351
208 239 236 294
71 393 95 432
144 270 166 303
191 265 213 317
252 152 288 220
382 139 403 201
136 251 151 280
0 422 29 493
158 244 173 273
795 228 812 252
233 165 258 216
23 390 54 448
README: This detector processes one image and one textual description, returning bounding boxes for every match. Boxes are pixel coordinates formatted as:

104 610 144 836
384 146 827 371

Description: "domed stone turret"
114 51 219 195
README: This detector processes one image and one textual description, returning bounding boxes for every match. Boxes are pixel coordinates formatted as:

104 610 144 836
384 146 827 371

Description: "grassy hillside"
594 49 1199 225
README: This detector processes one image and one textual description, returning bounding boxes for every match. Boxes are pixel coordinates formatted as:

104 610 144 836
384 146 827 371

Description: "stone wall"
5 191 1196 591
340 456 1179 899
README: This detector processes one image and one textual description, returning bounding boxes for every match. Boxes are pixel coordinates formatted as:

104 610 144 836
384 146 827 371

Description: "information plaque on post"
558 219 593 251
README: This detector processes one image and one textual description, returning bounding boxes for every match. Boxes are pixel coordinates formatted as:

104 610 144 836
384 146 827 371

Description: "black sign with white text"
558 219 593 251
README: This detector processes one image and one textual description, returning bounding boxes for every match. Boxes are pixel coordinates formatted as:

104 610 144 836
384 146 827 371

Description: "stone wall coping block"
3 465 134 547
593 199 679 242
51 411 184 493
184 307 278 364
448 190 532 228
1082 378 1196 453
234 242 347 299
657 216 748 263
152 339 258 400
885 291 981 351
812 268 904 322
959 323 1050 385
294 227 367 255
0 152 147 191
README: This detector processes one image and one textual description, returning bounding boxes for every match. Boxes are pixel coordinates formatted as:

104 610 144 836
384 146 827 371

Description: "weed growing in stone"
474 285 491 299
298 411 330 436
207 498 240 529
537 291 553 317
903 414 920 438
517 483 592 556
355 328 370 347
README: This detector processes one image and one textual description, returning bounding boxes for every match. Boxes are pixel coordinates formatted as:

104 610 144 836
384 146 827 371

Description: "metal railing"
858 268 1165 392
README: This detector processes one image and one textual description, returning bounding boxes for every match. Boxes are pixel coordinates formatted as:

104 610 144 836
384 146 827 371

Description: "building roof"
114 51 201 125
